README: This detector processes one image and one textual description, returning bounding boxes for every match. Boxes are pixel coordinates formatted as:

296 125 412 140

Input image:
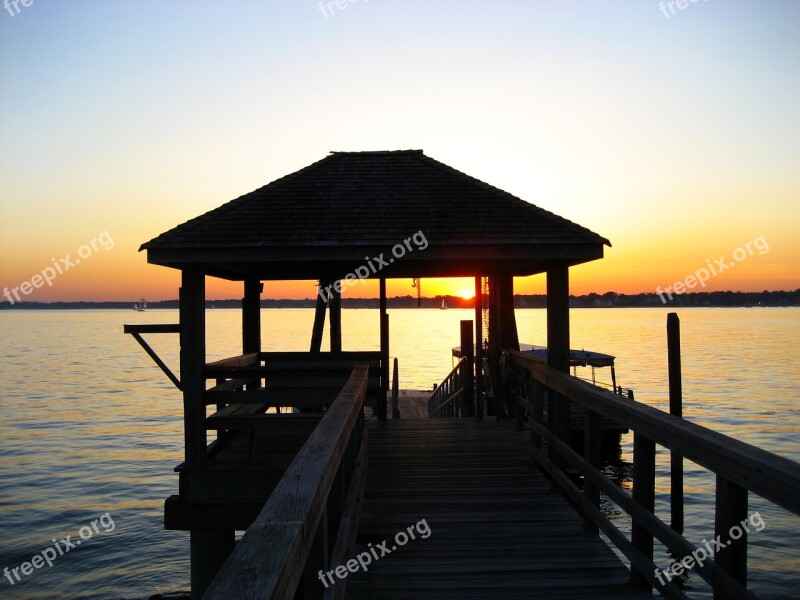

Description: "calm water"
0 308 798 599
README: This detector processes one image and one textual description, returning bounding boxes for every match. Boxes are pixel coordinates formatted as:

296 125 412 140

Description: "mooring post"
460 320 474 417
667 312 684 535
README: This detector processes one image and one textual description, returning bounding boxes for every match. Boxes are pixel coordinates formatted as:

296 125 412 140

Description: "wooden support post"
329 281 342 353
391 357 400 419
667 312 684 535
190 530 235 600
546 264 570 373
547 264 571 456
300 509 329 600
460 320 474 417
495 274 519 420
714 476 748 598
310 281 327 352
180 268 206 467
378 279 389 421
631 432 655 590
496 274 519 351
242 279 262 355
583 409 601 533
474 277 483 418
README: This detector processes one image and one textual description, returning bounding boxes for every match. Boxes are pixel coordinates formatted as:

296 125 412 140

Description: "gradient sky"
1 1 798 302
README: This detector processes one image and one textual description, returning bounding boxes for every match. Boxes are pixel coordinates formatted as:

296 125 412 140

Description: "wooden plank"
261 351 382 362
203 366 369 600
164 495 265 531
507 351 800 516
206 353 260 368
205 387 342 407
347 419 651 600
123 323 181 334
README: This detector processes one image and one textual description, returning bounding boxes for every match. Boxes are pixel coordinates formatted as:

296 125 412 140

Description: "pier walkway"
347 419 649 600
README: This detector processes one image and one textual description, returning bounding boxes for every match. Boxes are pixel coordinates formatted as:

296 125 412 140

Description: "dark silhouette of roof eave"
139 150 611 270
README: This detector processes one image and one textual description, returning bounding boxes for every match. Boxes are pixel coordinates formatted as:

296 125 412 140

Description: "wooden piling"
474 277 483 418
547 264 571 459
179 268 206 467
667 312 684 535
310 281 327 352
460 320 475 417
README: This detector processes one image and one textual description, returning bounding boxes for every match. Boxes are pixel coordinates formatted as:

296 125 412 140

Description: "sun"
458 289 475 300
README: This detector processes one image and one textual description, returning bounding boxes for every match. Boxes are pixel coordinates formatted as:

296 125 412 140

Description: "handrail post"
391 357 400 419
714 476 748 598
379 312 389 421
667 312 684 535
531 378 544 447
631 432 655 590
583 408 601 533
460 320 474 417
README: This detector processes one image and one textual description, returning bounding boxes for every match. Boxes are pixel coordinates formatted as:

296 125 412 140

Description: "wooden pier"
125 150 800 599
348 419 649 599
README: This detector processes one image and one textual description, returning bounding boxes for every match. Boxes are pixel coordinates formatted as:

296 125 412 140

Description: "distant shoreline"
2 290 798 310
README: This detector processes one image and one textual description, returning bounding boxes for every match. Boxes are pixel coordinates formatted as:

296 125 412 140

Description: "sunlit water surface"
0 308 797 599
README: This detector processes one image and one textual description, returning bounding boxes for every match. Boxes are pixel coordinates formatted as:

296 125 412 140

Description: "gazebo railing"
503 349 800 600
429 356 468 417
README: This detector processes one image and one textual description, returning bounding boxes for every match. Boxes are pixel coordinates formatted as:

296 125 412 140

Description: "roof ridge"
329 149 423 155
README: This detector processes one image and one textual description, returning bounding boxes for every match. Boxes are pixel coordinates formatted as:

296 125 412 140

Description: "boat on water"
132 298 148 311
451 342 630 458
452 342 622 393
441 298 447 310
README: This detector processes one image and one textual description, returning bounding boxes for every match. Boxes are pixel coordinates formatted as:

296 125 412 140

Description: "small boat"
441 298 447 310
132 298 148 312
452 343 623 394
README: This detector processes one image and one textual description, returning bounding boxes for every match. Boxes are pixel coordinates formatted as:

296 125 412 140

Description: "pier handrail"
203 365 369 600
429 356 468 417
504 349 800 600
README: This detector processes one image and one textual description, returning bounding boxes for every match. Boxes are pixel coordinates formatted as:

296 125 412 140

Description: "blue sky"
1 1 798 300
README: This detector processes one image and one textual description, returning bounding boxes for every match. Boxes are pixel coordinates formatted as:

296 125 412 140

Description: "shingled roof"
142 150 609 280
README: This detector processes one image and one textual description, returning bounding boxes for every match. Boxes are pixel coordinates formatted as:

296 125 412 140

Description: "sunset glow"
1 2 798 303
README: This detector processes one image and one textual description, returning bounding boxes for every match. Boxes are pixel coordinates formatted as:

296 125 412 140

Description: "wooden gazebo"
133 149 610 595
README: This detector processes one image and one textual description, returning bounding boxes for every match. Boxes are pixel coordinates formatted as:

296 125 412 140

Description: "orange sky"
2 2 798 303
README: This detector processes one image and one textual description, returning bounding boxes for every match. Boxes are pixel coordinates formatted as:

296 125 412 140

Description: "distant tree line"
3 290 798 309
